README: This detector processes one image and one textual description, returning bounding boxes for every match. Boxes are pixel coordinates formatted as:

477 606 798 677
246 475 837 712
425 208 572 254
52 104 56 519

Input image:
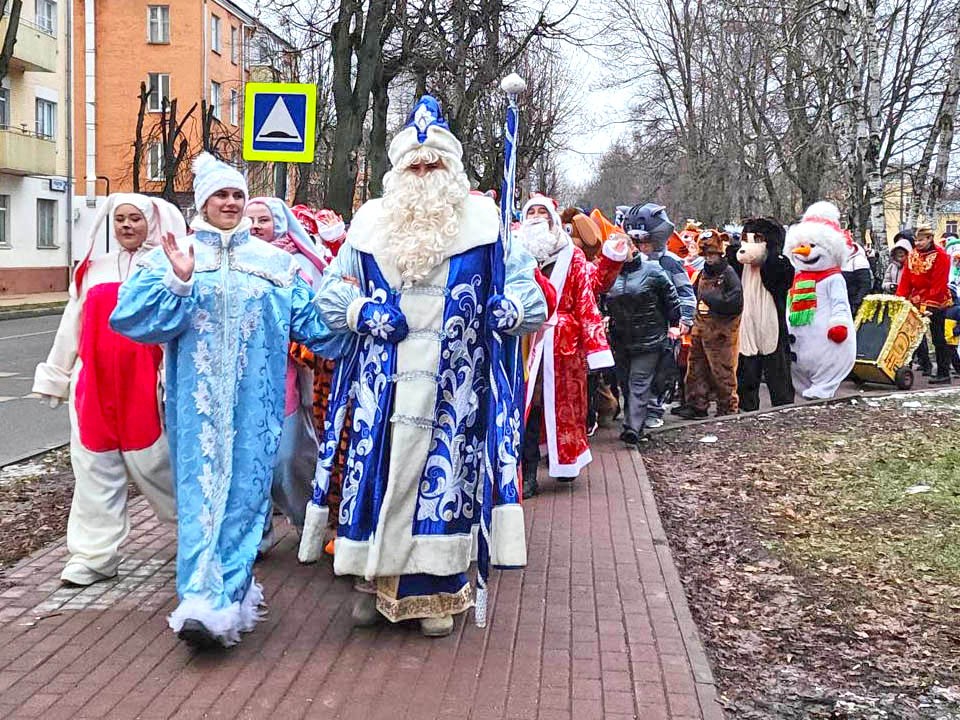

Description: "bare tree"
0 0 23 85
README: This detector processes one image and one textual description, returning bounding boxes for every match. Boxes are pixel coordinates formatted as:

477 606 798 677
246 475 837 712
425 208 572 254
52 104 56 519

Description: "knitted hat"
945 234 960 256
784 201 849 266
388 95 463 168
192 152 248 212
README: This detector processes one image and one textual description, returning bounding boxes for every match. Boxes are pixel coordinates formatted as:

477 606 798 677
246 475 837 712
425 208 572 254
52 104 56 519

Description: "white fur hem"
549 448 592 478
602 241 629 262
297 502 329 564
490 504 527 568
502 292 525 334
587 349 615 370
162 269 194 297
346 297 371 332
167 579 265 647
334 534 474 581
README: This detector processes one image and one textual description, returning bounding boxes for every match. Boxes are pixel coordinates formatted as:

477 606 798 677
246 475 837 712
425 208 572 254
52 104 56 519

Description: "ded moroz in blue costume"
110 153 347 648
299 96 547 637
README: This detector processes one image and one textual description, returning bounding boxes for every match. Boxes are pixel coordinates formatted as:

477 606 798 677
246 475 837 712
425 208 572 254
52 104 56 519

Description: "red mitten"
827 325 848 343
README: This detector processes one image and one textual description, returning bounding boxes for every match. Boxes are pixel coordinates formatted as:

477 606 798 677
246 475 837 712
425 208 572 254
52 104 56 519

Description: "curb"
625 443 725 719
644 385 947 437
0 441 70 470
0 302 67 322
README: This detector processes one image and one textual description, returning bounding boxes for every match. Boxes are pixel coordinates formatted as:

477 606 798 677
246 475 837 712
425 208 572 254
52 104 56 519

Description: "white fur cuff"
602 240 629 262
297 502 329 564
163 269 194 297
346 297 372 333
32 363 70 400
503 292 525 334
587 348 615 370
490 504 527 568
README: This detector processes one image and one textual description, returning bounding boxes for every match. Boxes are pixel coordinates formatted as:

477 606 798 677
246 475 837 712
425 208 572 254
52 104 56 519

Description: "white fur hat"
785 201 849 265
388 95 463 168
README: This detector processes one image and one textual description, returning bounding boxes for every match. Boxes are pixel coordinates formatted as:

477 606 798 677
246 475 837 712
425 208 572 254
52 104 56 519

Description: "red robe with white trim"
526 243 615 477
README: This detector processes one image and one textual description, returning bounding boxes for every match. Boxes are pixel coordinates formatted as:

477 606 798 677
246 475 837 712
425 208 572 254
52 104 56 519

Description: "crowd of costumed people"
34 91 959 649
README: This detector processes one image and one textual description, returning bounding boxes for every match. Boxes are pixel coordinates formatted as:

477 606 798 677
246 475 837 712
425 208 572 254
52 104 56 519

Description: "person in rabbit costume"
33 194 184 586
784 202 857 399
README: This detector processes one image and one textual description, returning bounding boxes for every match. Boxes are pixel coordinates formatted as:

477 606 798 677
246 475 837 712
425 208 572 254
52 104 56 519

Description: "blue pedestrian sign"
243 82 316 163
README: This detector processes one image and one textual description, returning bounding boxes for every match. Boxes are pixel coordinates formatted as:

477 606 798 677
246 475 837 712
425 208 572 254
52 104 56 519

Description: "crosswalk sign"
243 82 316 163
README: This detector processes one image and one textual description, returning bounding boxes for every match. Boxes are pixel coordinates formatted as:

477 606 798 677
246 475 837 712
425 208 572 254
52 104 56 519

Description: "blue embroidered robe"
110 218 345 644
309 196 546 618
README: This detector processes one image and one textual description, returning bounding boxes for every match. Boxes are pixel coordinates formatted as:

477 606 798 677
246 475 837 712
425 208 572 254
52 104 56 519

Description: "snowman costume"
784 202 856 400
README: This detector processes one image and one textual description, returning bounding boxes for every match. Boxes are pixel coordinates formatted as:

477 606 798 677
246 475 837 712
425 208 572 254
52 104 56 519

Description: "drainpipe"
65 0 73 272
84 0 96 206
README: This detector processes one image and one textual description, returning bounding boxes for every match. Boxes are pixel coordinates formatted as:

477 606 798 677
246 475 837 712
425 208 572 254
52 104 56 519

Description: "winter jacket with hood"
882 238 913 293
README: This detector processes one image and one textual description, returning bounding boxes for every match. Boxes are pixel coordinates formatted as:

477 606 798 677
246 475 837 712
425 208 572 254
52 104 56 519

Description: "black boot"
672 406 708 420
522 462 538 498
178 619 220 650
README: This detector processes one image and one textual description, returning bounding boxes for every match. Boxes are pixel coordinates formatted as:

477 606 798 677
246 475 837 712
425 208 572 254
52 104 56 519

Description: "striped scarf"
788 268 841 326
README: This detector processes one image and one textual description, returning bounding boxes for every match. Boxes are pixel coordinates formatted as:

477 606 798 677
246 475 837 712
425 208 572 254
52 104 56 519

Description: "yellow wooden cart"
852 294 928 390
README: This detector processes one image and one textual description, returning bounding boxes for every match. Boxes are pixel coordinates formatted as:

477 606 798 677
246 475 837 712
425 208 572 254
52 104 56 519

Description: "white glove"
40 395 63 409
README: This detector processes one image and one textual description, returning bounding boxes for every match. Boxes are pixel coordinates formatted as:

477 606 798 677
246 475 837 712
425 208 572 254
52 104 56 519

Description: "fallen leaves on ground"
644 394 960 720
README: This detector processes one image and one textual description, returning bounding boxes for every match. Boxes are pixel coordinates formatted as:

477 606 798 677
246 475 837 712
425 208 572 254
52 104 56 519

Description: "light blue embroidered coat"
300 195 546 599
110 217 346 645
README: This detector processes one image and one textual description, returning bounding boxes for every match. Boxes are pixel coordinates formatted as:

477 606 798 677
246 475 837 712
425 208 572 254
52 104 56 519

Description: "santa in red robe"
519 196 625 496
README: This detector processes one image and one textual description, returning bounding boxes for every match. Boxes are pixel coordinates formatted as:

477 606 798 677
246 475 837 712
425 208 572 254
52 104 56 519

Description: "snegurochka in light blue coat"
110 153 346 649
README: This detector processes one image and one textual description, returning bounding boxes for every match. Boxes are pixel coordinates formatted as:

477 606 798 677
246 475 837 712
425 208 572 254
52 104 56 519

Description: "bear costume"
784 202 857 399
728 217 795 411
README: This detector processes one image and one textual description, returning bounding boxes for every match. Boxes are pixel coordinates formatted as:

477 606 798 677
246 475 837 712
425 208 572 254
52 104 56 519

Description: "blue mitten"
357 301 409 343
486 294 521 333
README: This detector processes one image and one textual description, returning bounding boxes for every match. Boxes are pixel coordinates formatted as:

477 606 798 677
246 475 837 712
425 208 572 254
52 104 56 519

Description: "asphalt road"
0 313 70 467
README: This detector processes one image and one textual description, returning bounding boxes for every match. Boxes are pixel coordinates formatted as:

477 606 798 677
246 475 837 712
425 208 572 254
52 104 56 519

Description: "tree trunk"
274 162 288 200
922 29 960 227
367 63 390 199
132 82 149 194
293 162 313 206
0 0 23 86
863 0 888 285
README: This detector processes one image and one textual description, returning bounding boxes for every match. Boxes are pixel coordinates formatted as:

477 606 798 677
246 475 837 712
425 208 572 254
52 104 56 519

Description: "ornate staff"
476 73 527 628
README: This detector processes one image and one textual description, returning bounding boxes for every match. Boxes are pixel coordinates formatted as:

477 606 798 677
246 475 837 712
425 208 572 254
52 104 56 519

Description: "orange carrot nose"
793 245 812 257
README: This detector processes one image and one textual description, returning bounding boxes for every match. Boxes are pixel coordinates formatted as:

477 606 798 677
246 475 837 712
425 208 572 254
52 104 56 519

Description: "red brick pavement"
0 432 723 719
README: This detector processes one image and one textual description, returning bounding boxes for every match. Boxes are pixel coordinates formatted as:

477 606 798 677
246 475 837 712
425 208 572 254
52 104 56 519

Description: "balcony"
0 16 57 73
0 126 56 175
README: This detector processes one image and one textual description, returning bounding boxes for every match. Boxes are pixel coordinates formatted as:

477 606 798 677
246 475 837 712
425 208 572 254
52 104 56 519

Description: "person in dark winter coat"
605 233 681 446
842 241 874 317
621 203 695 426
727 217 795 412
675 230 744 418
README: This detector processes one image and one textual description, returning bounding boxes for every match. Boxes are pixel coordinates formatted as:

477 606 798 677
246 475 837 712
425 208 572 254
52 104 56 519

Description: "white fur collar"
346 194 500 258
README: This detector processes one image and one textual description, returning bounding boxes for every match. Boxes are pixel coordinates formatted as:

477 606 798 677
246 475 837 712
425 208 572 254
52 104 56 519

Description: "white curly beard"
381 149 471 286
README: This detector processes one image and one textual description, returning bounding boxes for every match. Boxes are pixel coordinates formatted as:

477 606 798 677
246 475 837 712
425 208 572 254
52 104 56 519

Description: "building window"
231 26 239 64
211 14 221 53
147 73 170 112
36 0 56 35
229 89 238 125
35 98 56 139
0 195 9 248
947 220 959 236
147 5 170 44
0 88 9 128
210 81 221 120
147 143 164 181
37 199 57 249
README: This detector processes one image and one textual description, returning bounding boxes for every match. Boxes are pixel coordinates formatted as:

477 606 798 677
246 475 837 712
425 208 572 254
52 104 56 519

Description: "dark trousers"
614 350 661 433
737 349 794 412
523 396 543 471
917 309 952 378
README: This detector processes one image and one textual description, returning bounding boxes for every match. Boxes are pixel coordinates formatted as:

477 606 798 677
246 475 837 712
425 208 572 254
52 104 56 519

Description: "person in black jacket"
726 217 795 411
605 231 681 446
675 230 744 419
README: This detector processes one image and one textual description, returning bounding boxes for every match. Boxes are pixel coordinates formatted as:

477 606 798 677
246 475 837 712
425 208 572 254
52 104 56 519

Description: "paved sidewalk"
0 433 722 720
0 292 69 309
